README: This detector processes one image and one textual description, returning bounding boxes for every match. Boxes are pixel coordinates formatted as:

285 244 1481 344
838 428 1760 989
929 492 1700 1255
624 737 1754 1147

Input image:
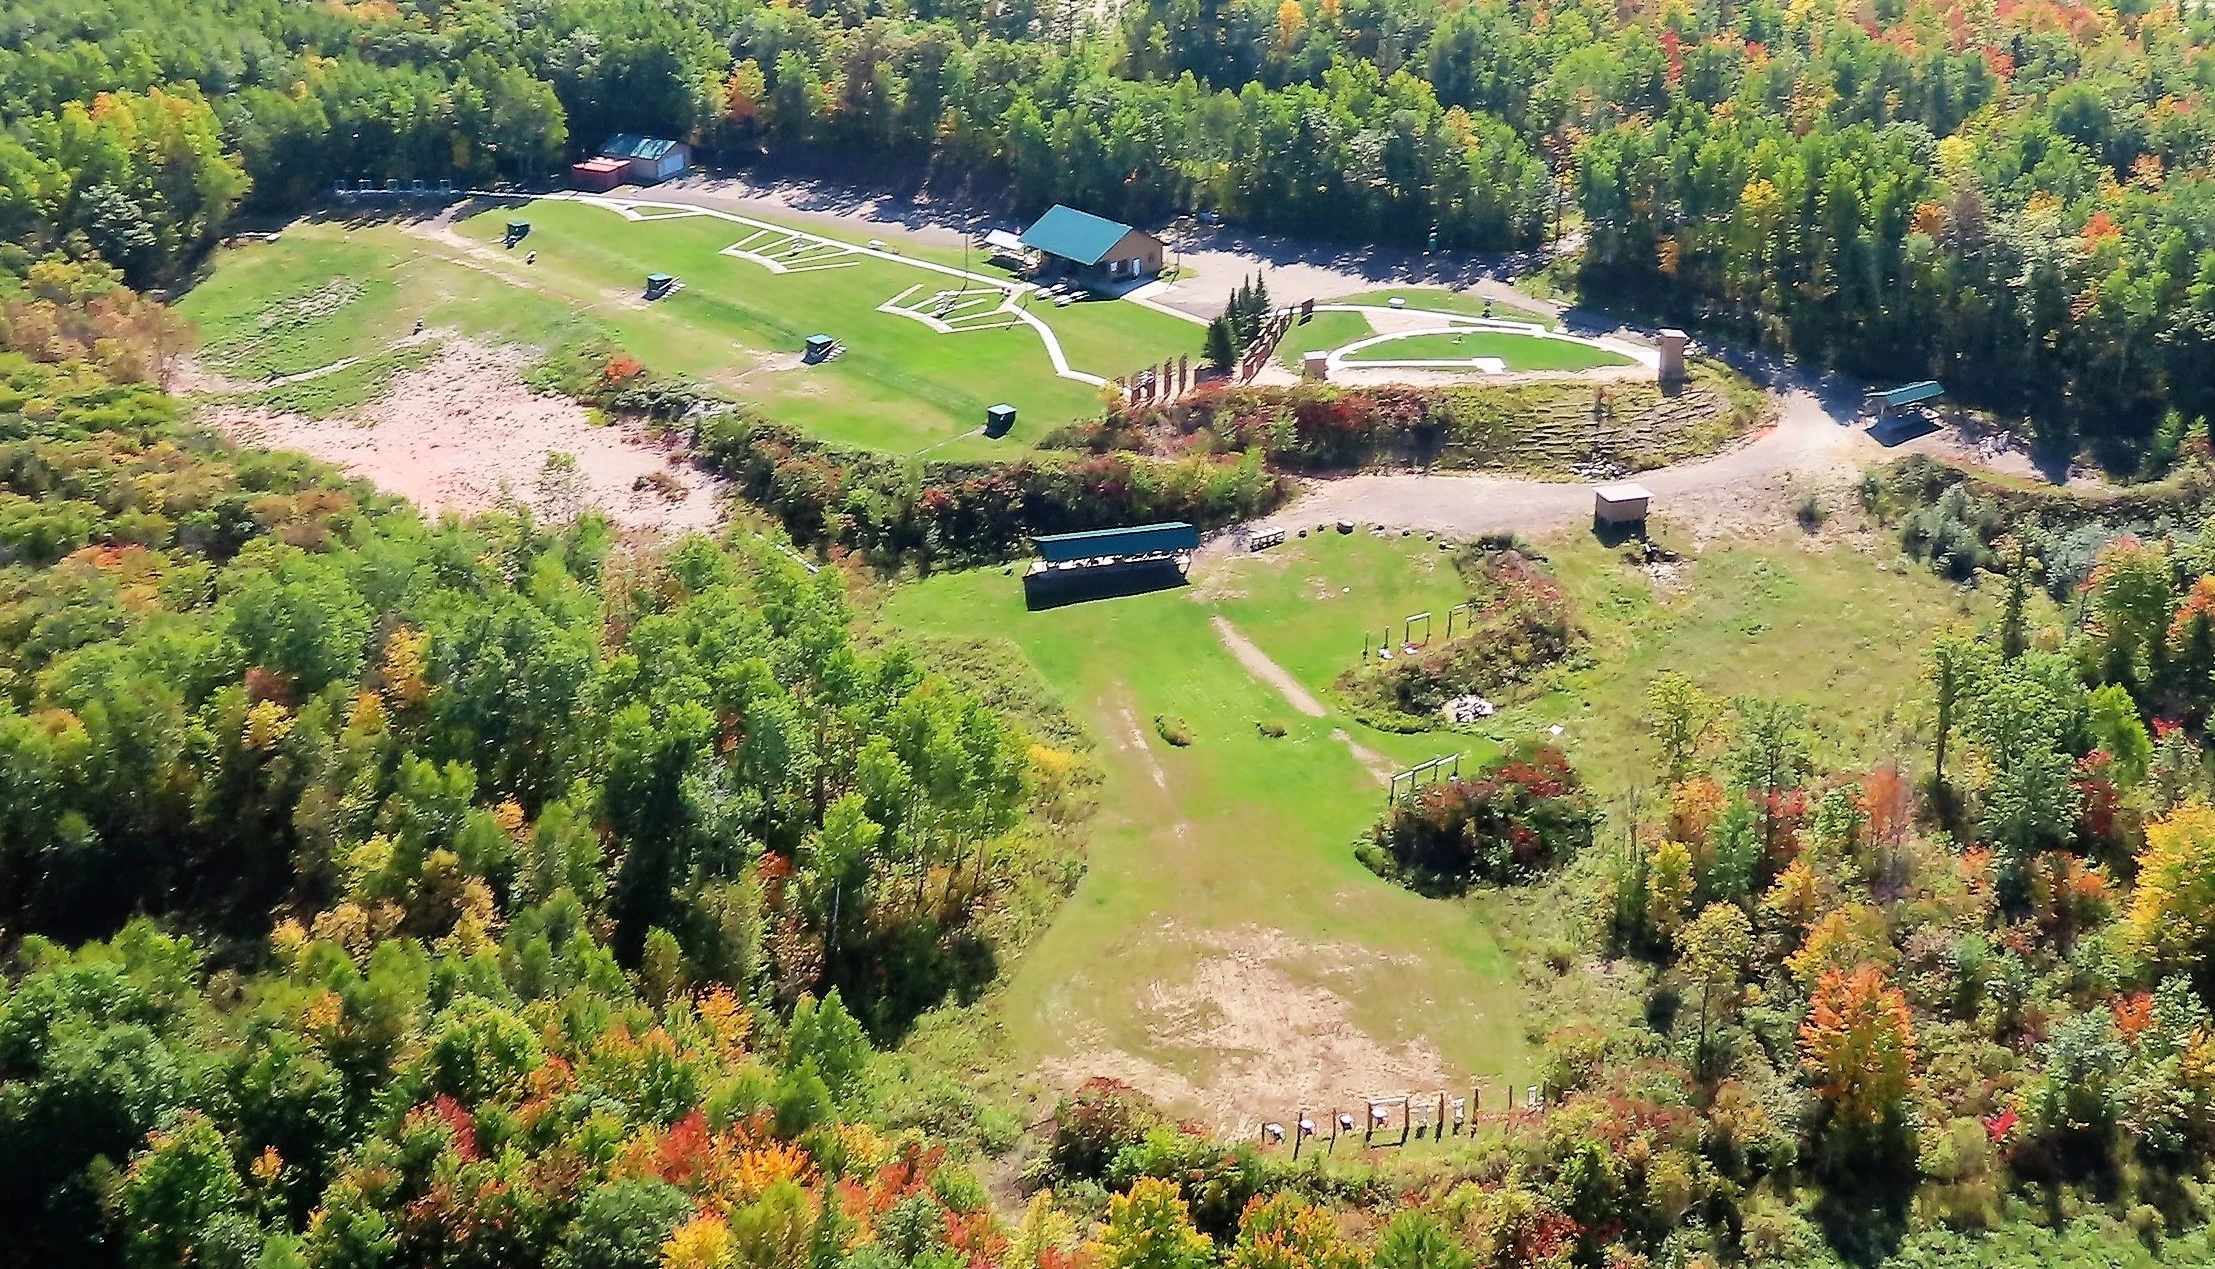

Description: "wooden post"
1400 1098 1411 1146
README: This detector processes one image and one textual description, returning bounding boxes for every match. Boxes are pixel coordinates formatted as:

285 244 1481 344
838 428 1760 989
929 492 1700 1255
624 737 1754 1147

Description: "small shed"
985 403 1017 438
598 135 691 184
504 221 531 247
804 334 835 363
645 273 675 299
570 157 627 192
1593 482 1653 525
1018 205 1164 285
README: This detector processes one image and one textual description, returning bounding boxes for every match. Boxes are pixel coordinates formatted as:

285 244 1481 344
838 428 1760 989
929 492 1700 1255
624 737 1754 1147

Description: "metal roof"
1593 483 1653 503
1034 521 1198 563
983 229 1027 252
600 134 681 161
1868 380 1944 408
1019 205 1141 266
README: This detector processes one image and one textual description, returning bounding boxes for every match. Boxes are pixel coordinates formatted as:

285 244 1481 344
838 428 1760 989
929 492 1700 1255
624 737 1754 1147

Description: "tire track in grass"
1211 616 1395 786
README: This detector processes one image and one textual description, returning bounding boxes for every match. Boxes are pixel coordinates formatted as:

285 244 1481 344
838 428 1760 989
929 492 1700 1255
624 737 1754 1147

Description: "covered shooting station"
1018 205 1165 287
984 403 1017 438
1024 521 1198 608
1865 380 1944 418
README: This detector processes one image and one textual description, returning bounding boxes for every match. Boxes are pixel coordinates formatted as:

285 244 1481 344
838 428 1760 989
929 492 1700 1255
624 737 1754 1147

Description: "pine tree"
1203 316 1237 371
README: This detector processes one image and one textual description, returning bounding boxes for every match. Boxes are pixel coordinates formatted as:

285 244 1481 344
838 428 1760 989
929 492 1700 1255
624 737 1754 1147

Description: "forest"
10 0 2215 453
31 0 2215 1264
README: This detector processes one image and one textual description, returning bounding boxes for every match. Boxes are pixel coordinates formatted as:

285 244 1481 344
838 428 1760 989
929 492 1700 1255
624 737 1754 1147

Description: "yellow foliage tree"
1784 903 1891 989
380 625 431 711
1275 0 1307 46
1091 1177 1213 1269
661 1213 733 1269
2127 800 2215 974
1646 839 1694 939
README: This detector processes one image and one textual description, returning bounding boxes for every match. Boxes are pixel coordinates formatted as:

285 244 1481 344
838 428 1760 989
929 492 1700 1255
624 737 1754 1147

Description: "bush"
1360 745 1596 894
1154 715 1194 746
1338 545 1580 723
1049 1078 1165 1182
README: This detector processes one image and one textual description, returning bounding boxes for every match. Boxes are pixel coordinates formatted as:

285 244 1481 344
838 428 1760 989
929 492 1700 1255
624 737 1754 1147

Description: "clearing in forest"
884 526 1984 1126
176 197 1204 460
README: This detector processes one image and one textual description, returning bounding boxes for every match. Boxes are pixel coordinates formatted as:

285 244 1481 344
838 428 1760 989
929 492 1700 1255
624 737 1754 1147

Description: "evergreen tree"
1204 315 1237 371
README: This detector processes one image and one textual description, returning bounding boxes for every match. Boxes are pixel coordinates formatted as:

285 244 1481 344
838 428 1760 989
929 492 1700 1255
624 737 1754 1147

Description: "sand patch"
1042 925 1449 1132
205 338 725 535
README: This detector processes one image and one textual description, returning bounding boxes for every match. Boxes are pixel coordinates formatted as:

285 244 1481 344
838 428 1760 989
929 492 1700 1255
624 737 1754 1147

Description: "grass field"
882 526 1985 1117
178 198 1205 457
1343 329 1634 371
1275 311 1376 370
883 532 1530 1119
1335 288 1553 325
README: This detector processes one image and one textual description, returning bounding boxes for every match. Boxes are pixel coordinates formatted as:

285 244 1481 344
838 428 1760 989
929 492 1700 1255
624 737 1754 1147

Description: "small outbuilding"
985 404 1018 438
804 334 836 363
645 273 676 299
598 135 691 184
1593 482 1653 525
569 157 627 192
504 221 531 247
1024 521 1198 608
1018 205 1164 286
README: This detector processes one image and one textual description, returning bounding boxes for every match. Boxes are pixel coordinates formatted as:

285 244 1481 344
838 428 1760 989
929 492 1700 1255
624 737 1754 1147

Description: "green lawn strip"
880 551 1538 1103
1274 311 1375 370
1344 330 1633 371
1334 287 1553 326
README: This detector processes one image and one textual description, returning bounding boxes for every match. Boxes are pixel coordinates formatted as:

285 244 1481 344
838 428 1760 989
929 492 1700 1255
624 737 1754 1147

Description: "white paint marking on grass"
568 193 1111 387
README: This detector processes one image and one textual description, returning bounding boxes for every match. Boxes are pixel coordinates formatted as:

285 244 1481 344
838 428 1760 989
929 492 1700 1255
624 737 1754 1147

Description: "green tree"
1093 1177 1214 1269
120 1112 246 1269
1204 316 1237 372
1679 901 1752 1036
1645 671 1718 784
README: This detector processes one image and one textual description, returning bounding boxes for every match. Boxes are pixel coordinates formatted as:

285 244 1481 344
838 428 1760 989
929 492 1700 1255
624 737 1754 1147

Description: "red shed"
569 157 627 192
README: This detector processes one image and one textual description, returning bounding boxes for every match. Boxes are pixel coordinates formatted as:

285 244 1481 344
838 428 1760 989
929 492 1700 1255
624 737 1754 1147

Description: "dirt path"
1255 375 1881 540
1212 617 1325 716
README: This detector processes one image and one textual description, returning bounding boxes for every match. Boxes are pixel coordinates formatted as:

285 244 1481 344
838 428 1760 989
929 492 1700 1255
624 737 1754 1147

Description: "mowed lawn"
449 199 1199 453
1344 329 1633 371
1335 287 1554 325
882 532 1531 1112
1274 310 1374 370
180 199 1202 456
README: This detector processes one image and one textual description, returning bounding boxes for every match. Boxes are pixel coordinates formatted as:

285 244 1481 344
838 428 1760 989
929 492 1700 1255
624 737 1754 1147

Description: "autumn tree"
1092 1177 1214 1269
1800 964 1917 1131
2126 800 2215 979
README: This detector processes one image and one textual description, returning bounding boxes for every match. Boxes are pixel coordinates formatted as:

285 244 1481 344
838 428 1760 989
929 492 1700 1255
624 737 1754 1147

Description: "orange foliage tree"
1799 964 1916 1128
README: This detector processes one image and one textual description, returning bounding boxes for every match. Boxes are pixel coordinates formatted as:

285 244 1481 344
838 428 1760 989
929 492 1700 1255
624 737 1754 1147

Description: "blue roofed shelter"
1865 380 1944 416
1018 205 1165 285
1024 521 1197 608
598 135 691 184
